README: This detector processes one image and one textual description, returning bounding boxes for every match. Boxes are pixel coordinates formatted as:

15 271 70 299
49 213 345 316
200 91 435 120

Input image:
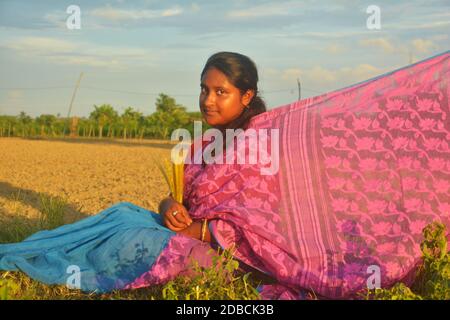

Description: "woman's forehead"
201 68 233 87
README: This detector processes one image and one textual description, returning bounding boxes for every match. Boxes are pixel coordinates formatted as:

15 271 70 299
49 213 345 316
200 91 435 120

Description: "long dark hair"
201 52 267 130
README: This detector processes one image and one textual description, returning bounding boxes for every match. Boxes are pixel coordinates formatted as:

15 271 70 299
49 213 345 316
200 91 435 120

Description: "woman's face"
199 67 253 128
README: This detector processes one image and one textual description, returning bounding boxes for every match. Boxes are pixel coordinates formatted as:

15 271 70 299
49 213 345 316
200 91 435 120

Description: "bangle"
201 218 208 242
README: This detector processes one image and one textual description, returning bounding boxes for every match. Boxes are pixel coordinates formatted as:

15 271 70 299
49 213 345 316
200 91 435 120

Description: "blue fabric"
0 202 175 293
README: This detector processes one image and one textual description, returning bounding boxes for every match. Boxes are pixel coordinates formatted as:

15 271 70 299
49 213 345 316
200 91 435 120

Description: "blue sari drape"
0 202 175 293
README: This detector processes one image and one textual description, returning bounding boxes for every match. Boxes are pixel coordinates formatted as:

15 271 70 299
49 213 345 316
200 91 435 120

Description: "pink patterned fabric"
182 51 450 298
125 234 214 289
127 52 449 299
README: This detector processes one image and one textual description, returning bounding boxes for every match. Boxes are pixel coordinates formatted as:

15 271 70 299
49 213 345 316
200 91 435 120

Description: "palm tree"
89 104 118 138
4 116 17 137
146 93 190 139
121 107 132 140
137 114 147 139
87 118 96 138
18 111 32 137
36 114 56 137
52 115 67 137
0 116 10 137
155 93 181 113
147 108 189 139
120 107 143 139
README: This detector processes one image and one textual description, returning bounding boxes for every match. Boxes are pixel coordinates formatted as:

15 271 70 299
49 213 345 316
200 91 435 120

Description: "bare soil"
0 137 173 222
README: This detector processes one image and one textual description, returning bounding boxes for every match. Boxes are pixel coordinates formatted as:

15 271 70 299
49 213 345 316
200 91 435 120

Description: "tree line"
0 93 208 140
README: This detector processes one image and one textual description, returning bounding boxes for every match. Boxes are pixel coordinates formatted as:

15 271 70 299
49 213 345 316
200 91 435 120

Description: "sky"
0 0 449 117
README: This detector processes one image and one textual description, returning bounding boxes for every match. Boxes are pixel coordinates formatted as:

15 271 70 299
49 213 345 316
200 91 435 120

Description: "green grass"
0 193 68 244
0 198 448 300
38 193 67 231
0 215 37 245
161 247 261 300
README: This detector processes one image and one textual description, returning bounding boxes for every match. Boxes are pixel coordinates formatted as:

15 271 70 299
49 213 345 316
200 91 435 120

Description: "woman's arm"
178 220 215 244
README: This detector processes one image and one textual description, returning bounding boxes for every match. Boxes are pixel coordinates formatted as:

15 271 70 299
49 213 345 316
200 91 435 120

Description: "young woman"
158 52 267 244
1 51 449 299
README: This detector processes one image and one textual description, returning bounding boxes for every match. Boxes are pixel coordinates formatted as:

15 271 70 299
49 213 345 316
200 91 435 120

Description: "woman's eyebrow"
200 83 226 89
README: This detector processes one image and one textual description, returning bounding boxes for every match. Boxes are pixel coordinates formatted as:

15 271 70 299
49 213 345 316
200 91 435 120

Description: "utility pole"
63 72 84 137
297 77 301 101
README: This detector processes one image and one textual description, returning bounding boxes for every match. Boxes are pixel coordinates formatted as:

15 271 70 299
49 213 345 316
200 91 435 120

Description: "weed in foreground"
364 222 449 300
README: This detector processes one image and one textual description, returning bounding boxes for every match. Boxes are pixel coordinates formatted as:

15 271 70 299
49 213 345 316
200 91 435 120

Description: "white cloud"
227 1 302 18
389 20 450 30
161 7 183 17
6 37 77 55
411 38 438 54
339 64 380 80
280 64 382 87
324 43 346 54
50 56 120 68
281 66 336 84
359 37 441 62
4 37 157 69
281 68 301 81
430 34 449 42
360 38 396 53
90 6 183 21
43 12 67 29
7 90 23 100
191 3 200 12
301 30 372 39
261 63 384 99
303 66 337 83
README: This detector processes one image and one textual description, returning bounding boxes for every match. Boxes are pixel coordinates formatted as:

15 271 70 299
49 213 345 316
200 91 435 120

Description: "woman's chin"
203 115 220 127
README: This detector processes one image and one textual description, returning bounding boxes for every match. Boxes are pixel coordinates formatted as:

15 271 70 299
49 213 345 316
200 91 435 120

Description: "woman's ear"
241 89 255 107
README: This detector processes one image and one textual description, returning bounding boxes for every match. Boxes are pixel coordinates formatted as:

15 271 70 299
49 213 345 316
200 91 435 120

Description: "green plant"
161 247 261 300
0 278 17 300
365 222 449 300
38 194 67 230
0 270 166 300
366 283 423 300
0 216 37 244
412 222 449 299
8 190 24 213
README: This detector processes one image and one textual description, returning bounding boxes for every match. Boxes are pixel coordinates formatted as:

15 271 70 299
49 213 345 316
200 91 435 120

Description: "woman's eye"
200 87 225 95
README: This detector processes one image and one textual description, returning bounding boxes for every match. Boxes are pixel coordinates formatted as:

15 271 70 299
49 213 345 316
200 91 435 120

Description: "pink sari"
130 51 450 299
183 51 450 298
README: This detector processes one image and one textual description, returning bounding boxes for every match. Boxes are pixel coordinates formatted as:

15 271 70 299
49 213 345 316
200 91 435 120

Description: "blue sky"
0 0 449 117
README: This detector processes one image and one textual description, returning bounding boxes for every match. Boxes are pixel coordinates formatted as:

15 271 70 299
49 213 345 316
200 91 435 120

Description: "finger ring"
172 210 178 217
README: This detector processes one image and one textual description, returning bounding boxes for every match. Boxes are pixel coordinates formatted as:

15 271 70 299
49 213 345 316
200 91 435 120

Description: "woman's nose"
204 92 215 106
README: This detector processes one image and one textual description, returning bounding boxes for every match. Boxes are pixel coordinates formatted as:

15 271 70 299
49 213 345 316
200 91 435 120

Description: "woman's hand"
159 197 193 232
